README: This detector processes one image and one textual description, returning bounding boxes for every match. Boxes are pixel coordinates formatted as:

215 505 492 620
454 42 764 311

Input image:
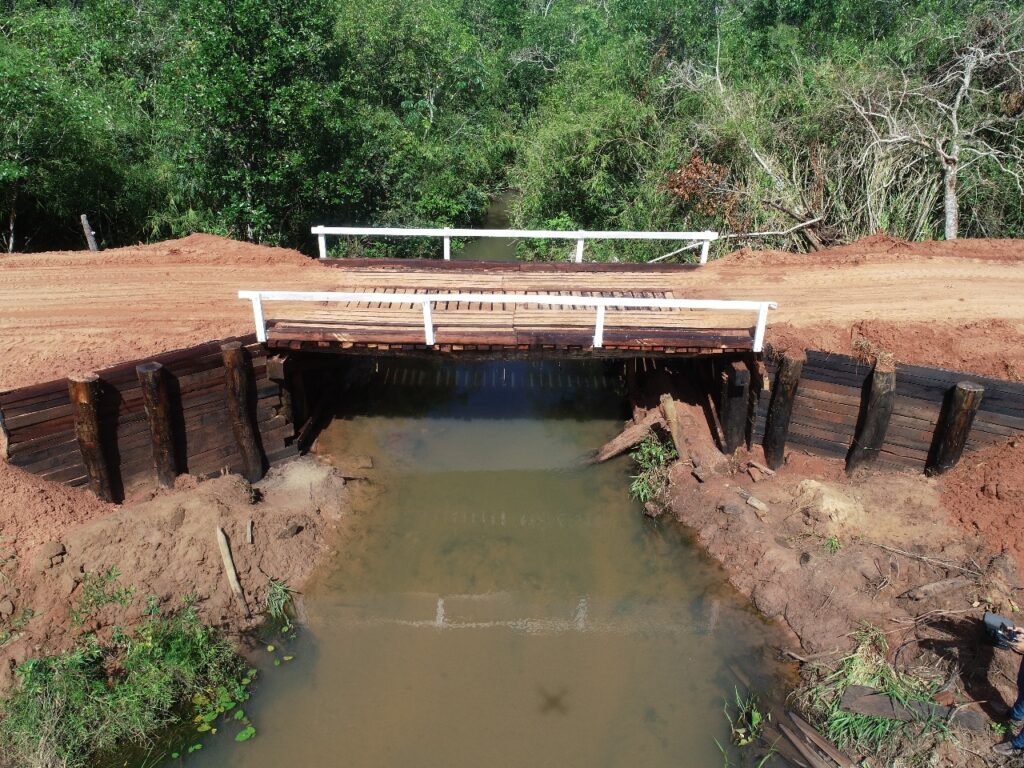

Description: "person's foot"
994 742 1024 756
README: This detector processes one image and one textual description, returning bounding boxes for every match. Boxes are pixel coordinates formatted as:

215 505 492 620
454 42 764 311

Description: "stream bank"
612 378 1024 765
0 456 349 698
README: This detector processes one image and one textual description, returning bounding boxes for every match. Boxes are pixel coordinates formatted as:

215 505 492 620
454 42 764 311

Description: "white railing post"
443 229 451 261
593 304 605 348
699 239 710 265
574 235 585 263
251 294 267 343
317 230 327 260
753 303 770 353
422 300 435 346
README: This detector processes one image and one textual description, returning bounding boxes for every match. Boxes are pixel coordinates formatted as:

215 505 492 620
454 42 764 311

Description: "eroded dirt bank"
647 395 1024 764
0 456 349 697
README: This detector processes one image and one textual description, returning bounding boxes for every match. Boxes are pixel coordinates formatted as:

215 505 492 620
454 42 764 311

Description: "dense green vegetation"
0 603 254 768
2 0 1022 256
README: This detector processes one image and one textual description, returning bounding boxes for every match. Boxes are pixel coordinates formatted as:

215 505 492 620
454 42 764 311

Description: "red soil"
943 438 1024 574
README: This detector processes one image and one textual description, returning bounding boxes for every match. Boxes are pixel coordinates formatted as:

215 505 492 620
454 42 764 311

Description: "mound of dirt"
942 438 1024 574
721 232 1024 267
0 457 349 696
768 318 1024 380
0 462 113 562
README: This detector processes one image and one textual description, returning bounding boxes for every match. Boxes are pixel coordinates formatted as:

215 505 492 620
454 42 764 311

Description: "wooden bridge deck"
258 259 765 356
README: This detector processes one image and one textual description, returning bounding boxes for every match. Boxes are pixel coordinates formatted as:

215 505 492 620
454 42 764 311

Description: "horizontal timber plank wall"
0 336 296 496
753 349 1024 471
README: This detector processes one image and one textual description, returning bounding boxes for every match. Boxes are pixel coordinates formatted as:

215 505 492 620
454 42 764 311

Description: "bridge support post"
927 381 984 475
720 361 751 454
136 362 181 488
68 373 114 502
221 341 266 483
845 362 896 475
267 354 307 433
763 350 804 470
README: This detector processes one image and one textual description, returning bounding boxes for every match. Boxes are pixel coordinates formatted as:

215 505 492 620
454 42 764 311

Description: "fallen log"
658 394 685 458
589 409 664 463
839 685 986 732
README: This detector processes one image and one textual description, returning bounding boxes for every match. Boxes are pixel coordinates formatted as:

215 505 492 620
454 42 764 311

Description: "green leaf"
235 725 257 742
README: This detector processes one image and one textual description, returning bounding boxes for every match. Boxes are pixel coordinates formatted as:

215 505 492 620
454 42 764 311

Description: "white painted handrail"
311 225 719 265
238 290 776 352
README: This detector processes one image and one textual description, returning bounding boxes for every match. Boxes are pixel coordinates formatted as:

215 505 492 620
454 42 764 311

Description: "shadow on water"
187 357 795 768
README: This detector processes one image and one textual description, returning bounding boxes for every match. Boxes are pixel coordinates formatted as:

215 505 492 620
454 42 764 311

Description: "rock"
718 503 744 515
32 542 66 572
0 598 14 618
746 496 769 513
799 552 812 566
643 502 663 519
983 483 998 498
692 466 707 483
277 523 304 539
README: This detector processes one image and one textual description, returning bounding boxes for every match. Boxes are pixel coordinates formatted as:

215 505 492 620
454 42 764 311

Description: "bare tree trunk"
942 157 959 240
6 208 14 253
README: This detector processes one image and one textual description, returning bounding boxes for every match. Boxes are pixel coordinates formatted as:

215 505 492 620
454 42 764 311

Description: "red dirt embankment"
1 232 1023 390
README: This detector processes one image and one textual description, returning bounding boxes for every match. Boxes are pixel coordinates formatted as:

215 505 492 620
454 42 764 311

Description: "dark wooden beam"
927 381 984 475
136 362 180 488
762 350 805 470
846 362 896 475
67 373 113 501
719 360 751 454
221 342 265 483
267 354 306 430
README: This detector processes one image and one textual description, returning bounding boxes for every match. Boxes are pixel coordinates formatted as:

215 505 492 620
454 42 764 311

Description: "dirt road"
1 232 1022 391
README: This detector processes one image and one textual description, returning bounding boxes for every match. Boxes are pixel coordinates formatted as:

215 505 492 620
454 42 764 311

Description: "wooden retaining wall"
752 350 1024 471
0 336 297 499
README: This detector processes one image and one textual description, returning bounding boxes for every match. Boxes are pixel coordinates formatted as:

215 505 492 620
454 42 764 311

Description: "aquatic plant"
629 434 677 504
265 577 295 631
0 603 254 768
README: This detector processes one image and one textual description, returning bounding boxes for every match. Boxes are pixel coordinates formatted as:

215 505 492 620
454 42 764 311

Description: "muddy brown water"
186 359 794 768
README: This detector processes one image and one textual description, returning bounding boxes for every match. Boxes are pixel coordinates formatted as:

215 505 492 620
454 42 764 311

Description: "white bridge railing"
238 290 776 352
311 226 719 264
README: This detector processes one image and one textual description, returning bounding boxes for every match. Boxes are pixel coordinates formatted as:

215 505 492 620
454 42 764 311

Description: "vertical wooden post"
846 362 896 475
763 350 805 470
136 362 179 488
927 381 984 475
719 360 751 454
221 342 265 483
80 214 99 251
68 373 113 501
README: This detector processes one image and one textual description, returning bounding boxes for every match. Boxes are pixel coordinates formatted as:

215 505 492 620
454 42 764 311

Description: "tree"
847 13 1024 239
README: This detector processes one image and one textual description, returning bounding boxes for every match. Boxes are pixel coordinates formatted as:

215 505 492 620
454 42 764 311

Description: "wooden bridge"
239 259 777 357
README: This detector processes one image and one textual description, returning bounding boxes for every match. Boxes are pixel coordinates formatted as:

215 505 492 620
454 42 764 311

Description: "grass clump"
0 603 254 768
797 626 950 764
629 434 677 504
265 578 295 632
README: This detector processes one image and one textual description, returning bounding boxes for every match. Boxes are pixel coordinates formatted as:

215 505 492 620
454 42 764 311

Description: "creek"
187 358 794 767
